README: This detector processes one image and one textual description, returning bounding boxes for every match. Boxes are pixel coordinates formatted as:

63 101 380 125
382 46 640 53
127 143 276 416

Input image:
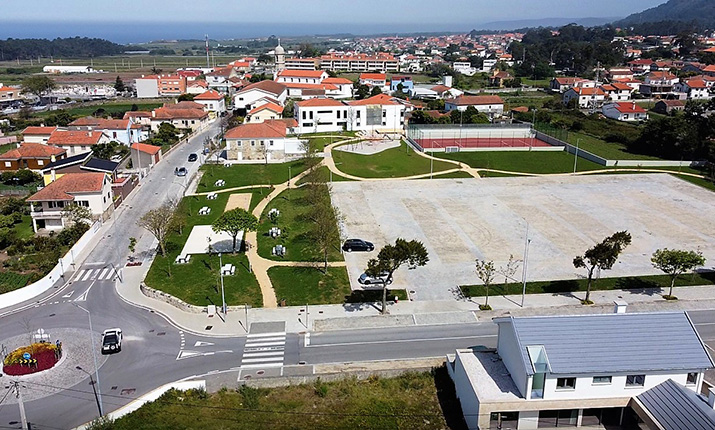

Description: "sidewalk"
115 261 715 337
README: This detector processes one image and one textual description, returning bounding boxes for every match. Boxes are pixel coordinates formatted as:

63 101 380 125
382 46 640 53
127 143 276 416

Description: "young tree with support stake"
651 248 706 300
212 208 258 253
475 259 496 310
573 231 632 304
365 238 429 314
137 201 176 257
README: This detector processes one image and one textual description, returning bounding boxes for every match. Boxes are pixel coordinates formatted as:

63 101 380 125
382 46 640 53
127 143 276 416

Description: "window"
251 140 255 147
556 378 576 390
4 162 11 167
77 200 89 207
309 111 314 120
686 372 698 385
37 160 44 166
302 111 306 120
626 375 645 387
592 376 612 384
356 111 361 118
269 140 274 146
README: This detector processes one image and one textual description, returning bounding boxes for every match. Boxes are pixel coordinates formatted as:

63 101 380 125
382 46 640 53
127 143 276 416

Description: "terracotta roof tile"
0 143 66 160
236 80 287 96
131 142 161 155
194 90 224 100
225 122 286 139
27 172 106 202
277 69 326 78
359 73 386 81
47 130 107 146
22 126 58 135
152 107 208 120
349 94 402 106
249 102 283 115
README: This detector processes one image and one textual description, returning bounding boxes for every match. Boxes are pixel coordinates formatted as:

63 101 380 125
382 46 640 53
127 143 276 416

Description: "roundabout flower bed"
2 342 61 376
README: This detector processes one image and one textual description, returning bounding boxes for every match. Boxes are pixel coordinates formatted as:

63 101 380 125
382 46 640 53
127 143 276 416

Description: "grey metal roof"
636 379 715 430
498 312 713 375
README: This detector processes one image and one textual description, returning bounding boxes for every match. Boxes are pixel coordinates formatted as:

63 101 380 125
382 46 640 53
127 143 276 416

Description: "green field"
0 271 32 294
34 102 164 119
268 266 351 306
424 170 475 179
295 166 353 185
437 150 605 174
461 271 715 299
104 368 466 430
257 187 343 262
566 132 661 161
198 159 310 192
144 190 266 307
332 141 455 178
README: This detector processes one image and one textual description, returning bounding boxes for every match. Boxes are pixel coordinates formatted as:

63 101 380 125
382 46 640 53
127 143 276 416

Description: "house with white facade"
602 102 649 122
674 78 712 100
27 172 114 232
293 94 408 134
453 61 478 76
447 311 713 430
149 104 209 132
46 130 112 156
224 120 304 162
599 83 633 101
67 117 148 146
444 95 504 119
275 69 328 85
359 73 388 90
21 126 58 144
233 80 287 111
562 87 607 109
194 90 227 114
639 71 679 97
246 102 284 123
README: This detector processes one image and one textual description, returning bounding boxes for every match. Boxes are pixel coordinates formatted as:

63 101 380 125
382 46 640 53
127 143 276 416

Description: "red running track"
415 137 552 149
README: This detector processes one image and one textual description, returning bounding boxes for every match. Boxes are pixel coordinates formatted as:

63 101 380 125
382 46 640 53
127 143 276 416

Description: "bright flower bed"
3 343 60 376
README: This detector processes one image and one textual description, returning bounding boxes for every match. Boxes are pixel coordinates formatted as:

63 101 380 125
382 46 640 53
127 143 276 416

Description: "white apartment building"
447 311 713 430
233 80 288 111
673 78 712 100
319 53 399 72
562 87 607 109
294 94 407 134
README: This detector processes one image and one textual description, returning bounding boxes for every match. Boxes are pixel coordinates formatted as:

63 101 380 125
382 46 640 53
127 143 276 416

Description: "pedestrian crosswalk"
75 267 116 282
240 332 286 369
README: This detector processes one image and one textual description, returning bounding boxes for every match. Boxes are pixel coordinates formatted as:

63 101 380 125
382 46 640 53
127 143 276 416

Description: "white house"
246 102 284 123
275 69 328 85
640 71 679 97
294 98 349 134
599 83 633 101
224 120 304 162
194 90 227 114
67 117 148 146
46 130 112 156
454 61 478 76
21 126 58 144
447 311 713 430
562 87 607 109
27 172 114 232
149 104 210 133
294 94 408 134
602 102 649 122
233 80 287 111
444 95 504 119
674 78 712 100
359 73 389 92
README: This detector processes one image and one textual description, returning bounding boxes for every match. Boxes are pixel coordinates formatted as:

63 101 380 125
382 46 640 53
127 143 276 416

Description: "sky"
1 0 665 25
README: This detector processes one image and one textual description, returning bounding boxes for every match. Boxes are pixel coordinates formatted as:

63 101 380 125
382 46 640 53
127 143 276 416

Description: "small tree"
498 254 522 296
212 208 258 253
475 259 496 310
370 86 382 97
21 75 56 100
573 231 632 304
366 238 429 314
137 201 176 257
114 76 126 93
651 248 706 299
309 203 342 272
128 237 137 260
61 203 93 225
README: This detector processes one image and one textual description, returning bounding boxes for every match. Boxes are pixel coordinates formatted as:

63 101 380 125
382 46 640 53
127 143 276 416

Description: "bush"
3 342 57 365
56 222 90 246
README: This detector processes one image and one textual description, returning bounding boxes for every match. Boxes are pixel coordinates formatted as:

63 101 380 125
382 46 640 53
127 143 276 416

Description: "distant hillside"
617 0 715 27
0 37 124 59
478 17 617 31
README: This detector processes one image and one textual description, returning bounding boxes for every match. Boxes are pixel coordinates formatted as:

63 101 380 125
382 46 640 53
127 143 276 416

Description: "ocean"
0 21 468 44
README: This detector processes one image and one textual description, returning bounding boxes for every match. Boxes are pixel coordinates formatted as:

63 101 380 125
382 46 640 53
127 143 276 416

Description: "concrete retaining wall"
139 283 205 314
0 221 101 310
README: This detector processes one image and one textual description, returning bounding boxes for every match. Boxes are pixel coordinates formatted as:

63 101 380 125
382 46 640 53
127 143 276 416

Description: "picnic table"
221 264 236 276
198 206 211 215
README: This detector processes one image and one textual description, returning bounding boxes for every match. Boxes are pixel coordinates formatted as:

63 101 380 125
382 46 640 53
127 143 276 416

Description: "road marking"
194 341 215 347
74 289 89 302
304 333 310 346
98 268 110 280
62 290 74 298
243 351 284 358
81 270 93 282
306 334 497 348
240 362 284 369
243 341 285 348
241 331 287 368
241 356 284 364
244 336 284 343
177 350 201 360
247 332 286 338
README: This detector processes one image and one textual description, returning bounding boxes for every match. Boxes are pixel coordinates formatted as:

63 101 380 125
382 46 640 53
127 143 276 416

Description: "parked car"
188 153 198 162
101 328 123 354
175 167 188 177
358 272 392 285
342 239 374 252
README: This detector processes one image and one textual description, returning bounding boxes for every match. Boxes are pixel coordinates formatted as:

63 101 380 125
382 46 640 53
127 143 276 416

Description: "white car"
101 328 123 354
358 272 392 286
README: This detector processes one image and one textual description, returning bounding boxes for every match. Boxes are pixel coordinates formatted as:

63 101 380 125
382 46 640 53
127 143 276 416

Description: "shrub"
3 342 57 365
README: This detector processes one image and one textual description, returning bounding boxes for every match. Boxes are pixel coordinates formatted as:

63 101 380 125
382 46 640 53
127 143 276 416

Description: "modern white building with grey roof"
447 311 713 430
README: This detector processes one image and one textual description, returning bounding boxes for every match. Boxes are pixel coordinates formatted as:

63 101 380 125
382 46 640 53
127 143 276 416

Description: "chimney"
613 300 627 314
709 388 715 409
443 75 453 88
632 101 636 110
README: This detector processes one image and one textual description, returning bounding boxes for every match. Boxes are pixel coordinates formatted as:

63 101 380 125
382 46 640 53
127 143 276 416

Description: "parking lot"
331 174 715 300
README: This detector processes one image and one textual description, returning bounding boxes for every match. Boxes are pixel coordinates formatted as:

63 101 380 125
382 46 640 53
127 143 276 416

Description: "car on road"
187 153 198 162
101 328 122 354
342 239 374 252
358 272 392 285
175 167 188 176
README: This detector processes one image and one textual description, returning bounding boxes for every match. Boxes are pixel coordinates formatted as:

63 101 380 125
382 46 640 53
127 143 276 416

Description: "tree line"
0 37 124 59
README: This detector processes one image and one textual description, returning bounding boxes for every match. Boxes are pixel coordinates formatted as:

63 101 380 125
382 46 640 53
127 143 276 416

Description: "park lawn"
14 215 35 240
295 166 353 185
566 131 661 161
144 189 266 307
197 159 310 192
108 368 466 430
268 266 351 306
34 102 163 118
332 141 454 178
257 187 343 262
0 271 32 294
304 134 357 152
460 271 715 298
425 170 474 179
437 150 606 174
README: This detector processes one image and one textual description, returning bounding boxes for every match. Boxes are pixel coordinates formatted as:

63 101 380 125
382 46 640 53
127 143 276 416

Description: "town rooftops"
123 111 152 120
608 102 646 114
348 93 402 106
0 143 65 160
224 121 287 139
152 106 208 120
47 130 107 146
194 90 224 100
69 117 141 130
648 71 677 80
446 95 504 106
494 312 713 376
570 87 606 96
276 69 325 78
322 77 353 85
431 84 453 93
236 80 287 96
21 126 58 136
131 142 161 155
165 100 205 110
359 73 387 81
296 98 346 108
27 172 106 202
635 379 715 430
248 102 283 115
685 79 708 89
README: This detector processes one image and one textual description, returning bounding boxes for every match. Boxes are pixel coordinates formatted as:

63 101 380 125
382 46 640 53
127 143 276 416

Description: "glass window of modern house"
593 376 612 384
556 377 576 390
626 375 645 387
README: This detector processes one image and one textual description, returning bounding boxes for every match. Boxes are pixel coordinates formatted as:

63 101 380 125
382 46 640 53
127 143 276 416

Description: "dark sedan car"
188 153 198 162
342 239 374 252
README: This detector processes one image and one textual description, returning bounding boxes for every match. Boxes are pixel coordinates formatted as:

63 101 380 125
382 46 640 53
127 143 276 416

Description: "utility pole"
12 381 29 430
205 34 210 69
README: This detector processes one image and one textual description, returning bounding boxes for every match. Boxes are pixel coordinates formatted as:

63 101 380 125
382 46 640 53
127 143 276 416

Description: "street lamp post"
218 253 226 315
76 366 102 418
573 138 580 175
521 222 531 308
73 304 103 416
288 166 292 188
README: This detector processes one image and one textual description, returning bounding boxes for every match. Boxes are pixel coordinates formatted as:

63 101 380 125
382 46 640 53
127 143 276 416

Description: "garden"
197 159 311 192
331 141 455 178
2 341 62 376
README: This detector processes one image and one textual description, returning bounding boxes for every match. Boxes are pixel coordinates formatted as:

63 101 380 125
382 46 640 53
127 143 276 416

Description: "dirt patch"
225 193 251 212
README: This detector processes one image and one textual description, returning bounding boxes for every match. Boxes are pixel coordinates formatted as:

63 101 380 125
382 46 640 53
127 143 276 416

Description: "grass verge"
295 166 353 185
268 266 351 306
332 141 454 178
437 150 605 174
198 159 310 192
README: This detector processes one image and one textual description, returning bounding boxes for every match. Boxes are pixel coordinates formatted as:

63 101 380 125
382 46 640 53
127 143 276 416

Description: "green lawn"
295 166 353 185
332 141 455 178
144 190 266 307
268 266 351 306
107 368 465 430
198 159 310 192
34 102 163 118
425 170 474 179
303 135 356 152
0 271 32 294
437 150 605 174
14 215 35 240
566 132 661 161
257 187 343 262
460 271 715 298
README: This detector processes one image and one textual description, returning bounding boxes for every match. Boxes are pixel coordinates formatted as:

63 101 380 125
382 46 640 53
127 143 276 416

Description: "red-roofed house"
674 79 712 100
549 77 587 93
0 85 21 103
27 172 114 232
123 111 152 126
224 121 304 162
194 90 227 114
246 102 284 123
21 126 58 144
599 83 633 101
130 142 162 171
445 95 504 118
233 80 288 111
68 117 148 145
562 87 606 109
359 73 388 92
275 69 328 84
47 130 111 156
640 71 679 97
0 143 66 171
149 106 209 132
602 102 649 122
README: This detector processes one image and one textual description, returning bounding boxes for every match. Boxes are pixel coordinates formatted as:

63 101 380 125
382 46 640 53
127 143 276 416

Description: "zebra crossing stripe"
80 270 92 282
241 356 284 364
99 268 110 280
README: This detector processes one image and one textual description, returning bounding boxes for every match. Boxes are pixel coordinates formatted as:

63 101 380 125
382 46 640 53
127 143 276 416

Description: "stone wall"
139 283 205 314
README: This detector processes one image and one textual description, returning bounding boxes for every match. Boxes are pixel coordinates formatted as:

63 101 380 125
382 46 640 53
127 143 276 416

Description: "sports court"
407 123 553 151
331 174 715 301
